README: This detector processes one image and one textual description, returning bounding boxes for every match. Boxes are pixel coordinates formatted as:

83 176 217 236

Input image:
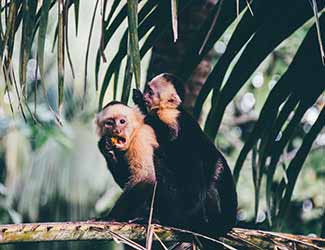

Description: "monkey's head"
96 101 144 151
143 73 185 111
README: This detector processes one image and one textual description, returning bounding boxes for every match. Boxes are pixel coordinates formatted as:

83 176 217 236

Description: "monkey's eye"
104 119 114 127
120 119 126 124
148 88 154 96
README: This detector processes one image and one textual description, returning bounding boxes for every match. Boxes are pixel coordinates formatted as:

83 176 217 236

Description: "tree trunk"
0 222 324 250
146 0 218 112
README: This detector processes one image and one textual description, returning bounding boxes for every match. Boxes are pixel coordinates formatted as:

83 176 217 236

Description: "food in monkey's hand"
133 73 238 239
109 136 118 145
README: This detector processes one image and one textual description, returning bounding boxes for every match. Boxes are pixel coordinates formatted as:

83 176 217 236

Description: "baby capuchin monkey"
133 73 238 237
96 101 179 223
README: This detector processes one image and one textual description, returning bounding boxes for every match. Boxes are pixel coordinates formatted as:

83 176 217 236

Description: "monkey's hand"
132 88 143 104
132 89 148 115
98 136 117 162
168 126 179 141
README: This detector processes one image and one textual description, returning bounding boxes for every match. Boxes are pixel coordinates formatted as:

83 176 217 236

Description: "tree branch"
0 222 324 250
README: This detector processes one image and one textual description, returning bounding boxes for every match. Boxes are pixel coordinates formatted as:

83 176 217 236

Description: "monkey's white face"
102 115 128 147
143 74 181 110
143 80 161 110
96 104 142 150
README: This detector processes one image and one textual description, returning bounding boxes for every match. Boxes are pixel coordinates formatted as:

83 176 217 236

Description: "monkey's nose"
113 129 121 134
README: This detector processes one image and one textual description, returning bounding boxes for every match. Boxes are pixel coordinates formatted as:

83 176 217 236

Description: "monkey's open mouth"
117 136 126 144
110 136 126 146
143 98 152 107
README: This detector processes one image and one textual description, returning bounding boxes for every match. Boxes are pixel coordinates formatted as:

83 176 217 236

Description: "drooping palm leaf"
95 0 152 89
97 0 199 108
277 106 324 228
193 0 284 119
204 0 324 139
266 17 325 227
1 0 17 59
98 5 158 108
179 0 247 81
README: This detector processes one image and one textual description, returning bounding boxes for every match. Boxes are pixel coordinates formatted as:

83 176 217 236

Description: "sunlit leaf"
1 1 17 59
105 0 121 27
198 0 223 55
73 0 80 35
127 0 141 88
64 5 75 79
277 107 325 228
311 0 325 64
52 23 58 52
121 49 133 104
99 0 108 63
83 0 100 98
113 66 120 100
233 80 292 183
251 144 260 221
0 4 4 54
265 17 325 227
58 0 65 109
171 0 178 42
37 0 51 88
19 1 37 95
263 94 299 226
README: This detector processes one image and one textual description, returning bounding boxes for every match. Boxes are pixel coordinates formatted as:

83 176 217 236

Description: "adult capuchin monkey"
133 73 238 237
96 101 180 224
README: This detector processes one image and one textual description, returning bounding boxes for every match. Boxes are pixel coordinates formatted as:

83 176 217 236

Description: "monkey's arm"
212 159 238 224
98 136 131 189
102 182 155 222
132 89 148 115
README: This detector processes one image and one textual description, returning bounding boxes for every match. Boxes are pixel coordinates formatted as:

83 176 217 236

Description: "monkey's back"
147 108 238 235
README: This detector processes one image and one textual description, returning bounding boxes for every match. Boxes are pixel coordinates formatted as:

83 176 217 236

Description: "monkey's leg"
102 182 155 222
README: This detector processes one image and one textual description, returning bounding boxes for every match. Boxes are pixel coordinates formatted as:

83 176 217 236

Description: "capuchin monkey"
133 73 238 237
96 101 180 224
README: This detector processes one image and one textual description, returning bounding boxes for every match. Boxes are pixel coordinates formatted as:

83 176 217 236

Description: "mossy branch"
0 222 324 250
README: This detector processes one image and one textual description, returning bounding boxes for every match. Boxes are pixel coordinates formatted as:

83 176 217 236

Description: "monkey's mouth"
143 97 152 107
145 100 158 111
111 135 127 148
117 136 126 144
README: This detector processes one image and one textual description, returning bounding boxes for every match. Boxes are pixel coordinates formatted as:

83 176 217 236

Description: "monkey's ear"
95 114 104 137
168 93 182 106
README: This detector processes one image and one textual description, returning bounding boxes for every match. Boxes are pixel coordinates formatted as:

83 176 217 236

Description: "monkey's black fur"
133 75 238 237
98 135 182 224
98 102 181 225
161 73 185 100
